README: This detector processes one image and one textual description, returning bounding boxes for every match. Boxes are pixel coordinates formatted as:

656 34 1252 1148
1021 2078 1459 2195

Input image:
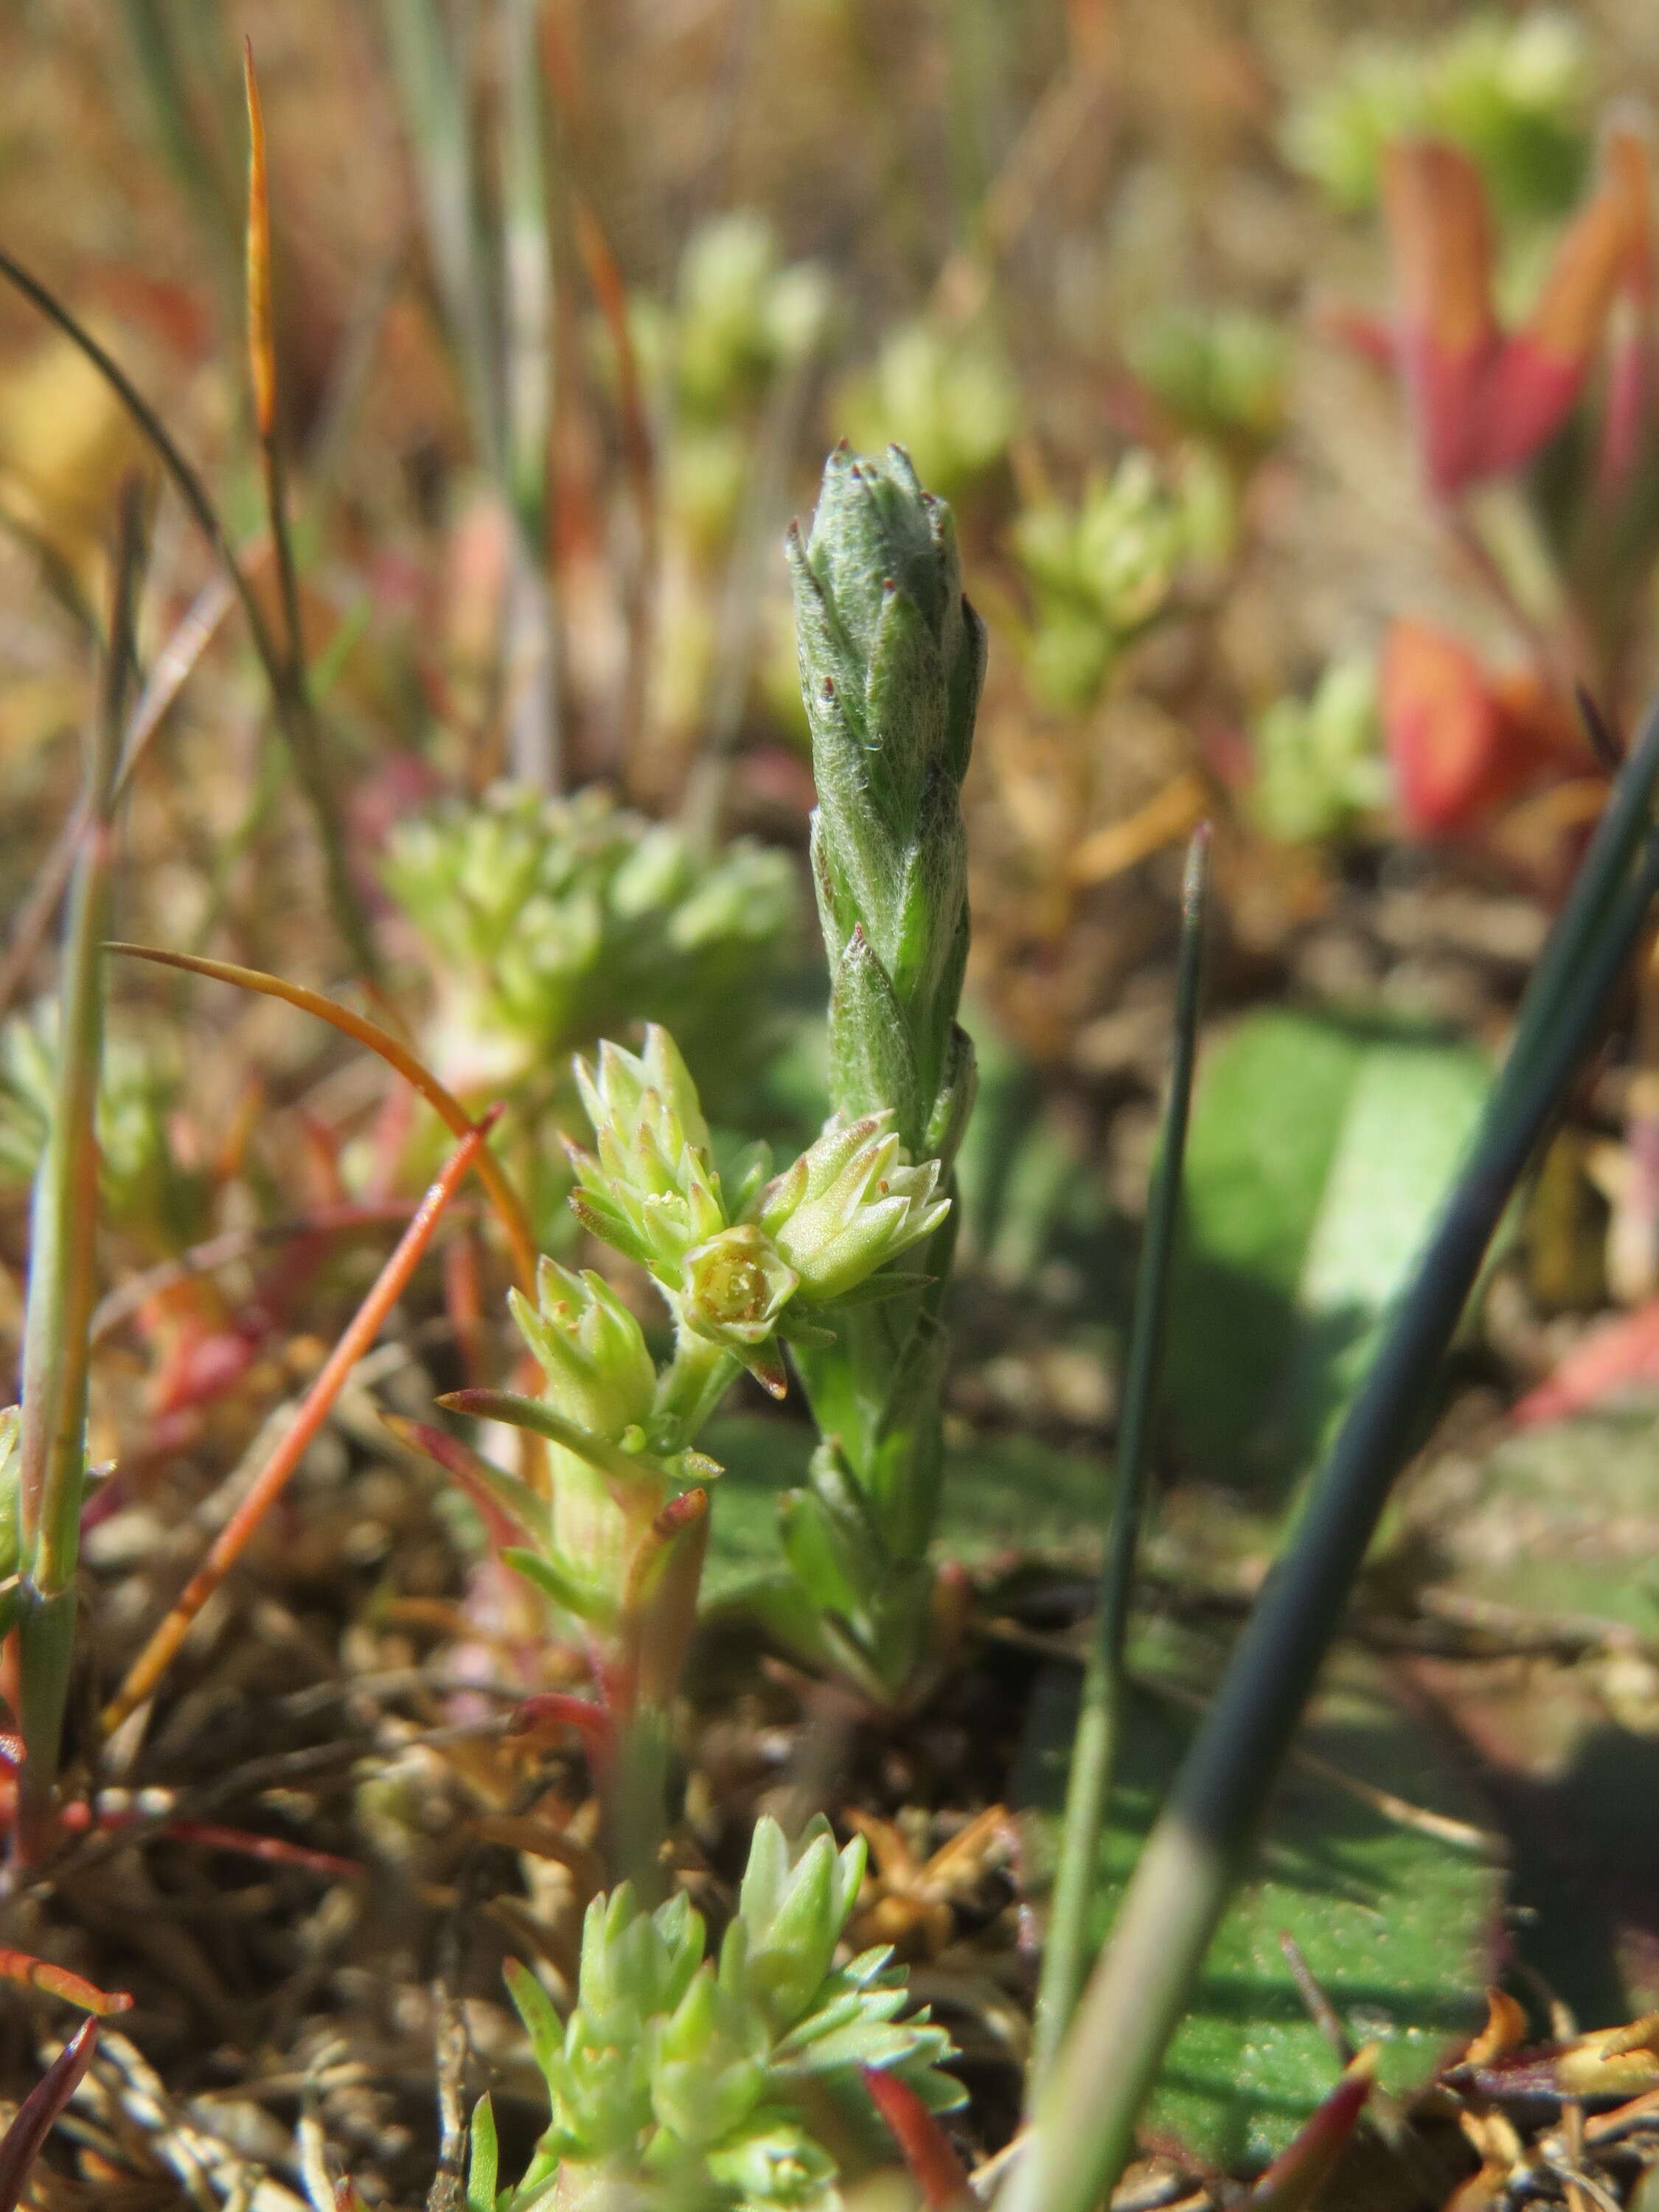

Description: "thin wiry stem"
101 1112 498 1739
1026 824 1208 2103
0 573 234 1022
0 246 380 986
103 942 540 1295
1009 701 1659 2212
15 480 147 1854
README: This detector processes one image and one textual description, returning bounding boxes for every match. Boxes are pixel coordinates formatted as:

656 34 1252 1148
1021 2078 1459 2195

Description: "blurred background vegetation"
7 3 1659 2201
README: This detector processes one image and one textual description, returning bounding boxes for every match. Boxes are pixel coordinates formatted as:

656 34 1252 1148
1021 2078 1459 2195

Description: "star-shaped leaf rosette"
563 1026 949 1403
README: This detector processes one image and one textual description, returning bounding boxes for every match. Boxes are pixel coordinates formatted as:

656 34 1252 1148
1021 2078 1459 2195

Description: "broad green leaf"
699 1418 1140 1607
1166 1009 1489 1496
1410 1405 1659 1631
1018 1624 1499 2172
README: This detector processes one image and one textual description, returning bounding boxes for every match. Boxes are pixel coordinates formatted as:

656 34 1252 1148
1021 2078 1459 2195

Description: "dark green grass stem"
0 246 381 990
1011 717 1659 2212
1026 824 1208 2107
15 482 147 1851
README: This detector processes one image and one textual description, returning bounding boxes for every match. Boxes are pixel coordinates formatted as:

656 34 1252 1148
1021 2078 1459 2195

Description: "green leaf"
503 1545 619 1630
465 2095 498 2212
1166 1009 1489 1497
698 1417 1116 1604
1400 1408 1659 2019
1018 1624 1499 2172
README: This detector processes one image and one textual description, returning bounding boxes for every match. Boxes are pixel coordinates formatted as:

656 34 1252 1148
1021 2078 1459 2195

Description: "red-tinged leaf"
0 2020 98 2212
1381 622 1564 838
510 1693 615 1756
1478 177 1627 476
380 1412 547 1551
1241 2047 1376 2211
1381 141 1500 496
1511 1294 1659 1427
863 2065 972 2209
0 1951 131 2017
147 1323 260 1422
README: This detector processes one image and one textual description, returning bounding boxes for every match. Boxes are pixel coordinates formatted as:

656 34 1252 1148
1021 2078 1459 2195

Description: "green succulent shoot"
488 1815 962 2211
837 319 1019 500
1012 453 1189 714
433 1020 949 1707
1284 10 1590 221
1250 653 1390 847
629 212 835 557
0 1001 206 1251
566 1026 950 1400
382 783 796 1106
784 444 984 1693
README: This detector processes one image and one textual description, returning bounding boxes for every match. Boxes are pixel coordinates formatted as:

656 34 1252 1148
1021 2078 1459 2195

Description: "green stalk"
379 0 499 473
497 0 560 790
1010 706 1659 2212
1026 824 1208 2104
787 445 985 1695
15 480 147 1853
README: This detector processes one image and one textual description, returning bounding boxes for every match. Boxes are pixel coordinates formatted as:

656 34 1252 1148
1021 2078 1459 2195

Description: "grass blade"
1011 715 1659 2212
497 0 560 787
104 942 538 1293
1026 823 1208 2102
0 574 234 1022
14 481 147 1853
0 246 380 986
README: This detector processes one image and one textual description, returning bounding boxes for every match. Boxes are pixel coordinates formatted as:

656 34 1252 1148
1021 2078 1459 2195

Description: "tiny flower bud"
681 1225 799 1352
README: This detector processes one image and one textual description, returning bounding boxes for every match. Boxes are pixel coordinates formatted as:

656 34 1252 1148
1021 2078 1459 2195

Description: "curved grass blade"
101 1112 498 1736
104 942 538 1293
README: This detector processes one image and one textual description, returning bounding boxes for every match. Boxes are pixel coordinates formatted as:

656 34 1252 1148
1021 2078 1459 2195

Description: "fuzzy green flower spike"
785 445 985 1691
487 1815 961 2211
